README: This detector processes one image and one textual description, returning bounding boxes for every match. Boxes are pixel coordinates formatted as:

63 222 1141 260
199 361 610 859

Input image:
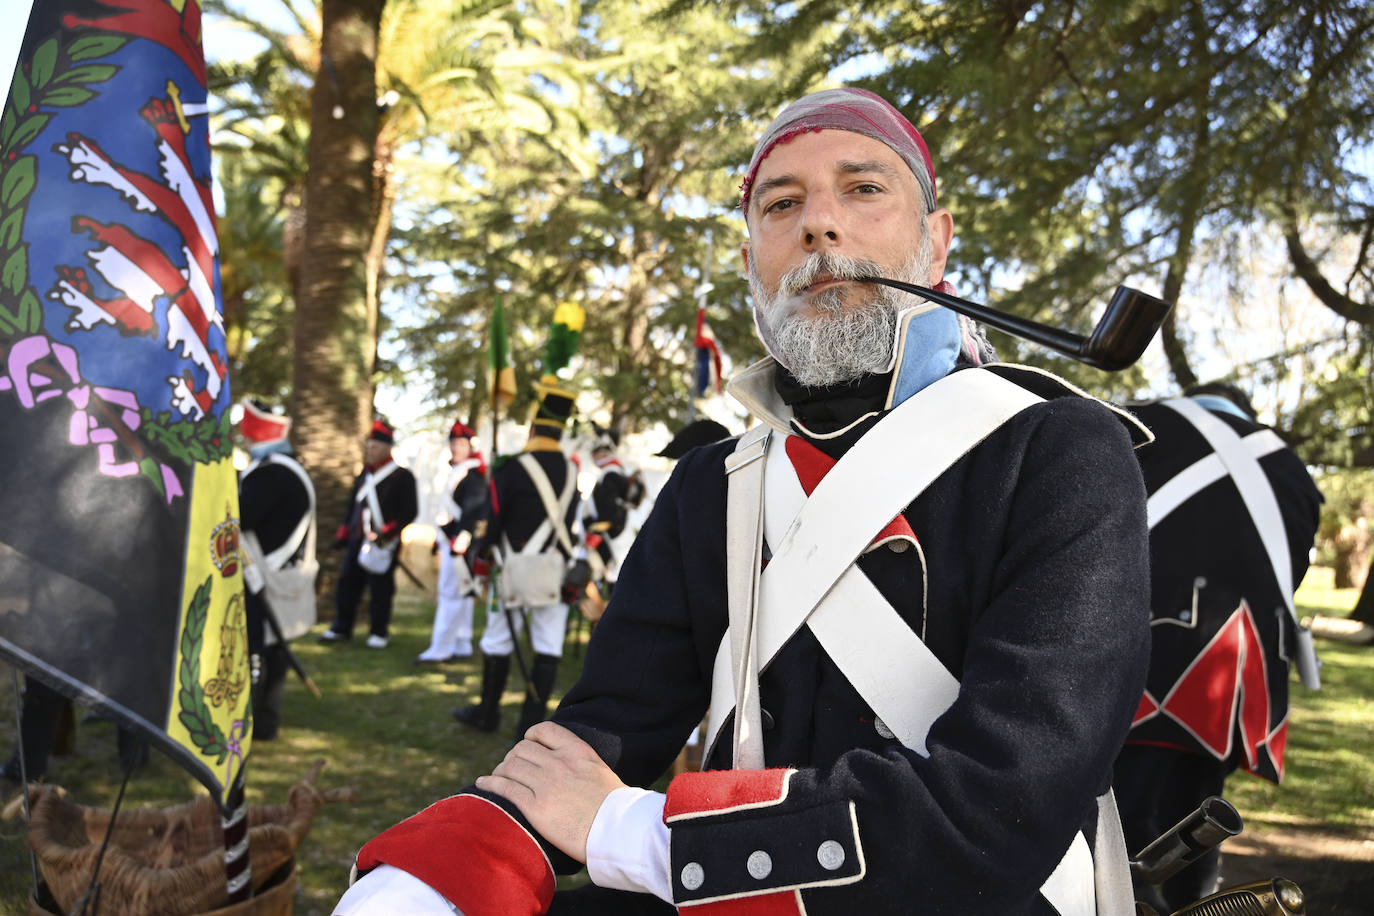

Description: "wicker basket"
29 860 296 916
19 760 355 916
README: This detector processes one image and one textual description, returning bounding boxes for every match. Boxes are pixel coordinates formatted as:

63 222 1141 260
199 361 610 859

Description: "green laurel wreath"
1 32 128 340
177 575 231 765
142 407 236 465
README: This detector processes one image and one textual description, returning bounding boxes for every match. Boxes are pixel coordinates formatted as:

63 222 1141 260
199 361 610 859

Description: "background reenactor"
237 399 317 740
416 420 489 664
455 378 581 737
1115 382 1323 912
321 419 419 649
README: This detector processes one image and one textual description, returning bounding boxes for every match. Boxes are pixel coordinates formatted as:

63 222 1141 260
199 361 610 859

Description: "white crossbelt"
247 453 317 570
707 369 1042 759
1156 398 1320 688
439 458 481 530
356 462 399 535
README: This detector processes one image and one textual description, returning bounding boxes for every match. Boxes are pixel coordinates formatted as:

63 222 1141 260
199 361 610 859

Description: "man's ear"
926 208 954 285
740 240 752 276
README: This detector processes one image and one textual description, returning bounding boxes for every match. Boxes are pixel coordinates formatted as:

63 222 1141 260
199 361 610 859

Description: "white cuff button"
680 862 704 891
817 840 846 870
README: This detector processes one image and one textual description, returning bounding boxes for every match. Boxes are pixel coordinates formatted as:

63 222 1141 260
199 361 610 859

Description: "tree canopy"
208 0 1372 469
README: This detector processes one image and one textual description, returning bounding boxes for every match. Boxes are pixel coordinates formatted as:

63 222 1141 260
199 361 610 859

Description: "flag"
694 306 722 396
0 0 249 805
489 293 516 409
544 300 585 377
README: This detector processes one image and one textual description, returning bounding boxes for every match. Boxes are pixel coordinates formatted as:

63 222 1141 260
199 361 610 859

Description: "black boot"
453 654 510 733
514 653 561 737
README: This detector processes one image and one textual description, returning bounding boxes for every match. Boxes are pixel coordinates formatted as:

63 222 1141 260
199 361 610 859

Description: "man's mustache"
780 252 885 297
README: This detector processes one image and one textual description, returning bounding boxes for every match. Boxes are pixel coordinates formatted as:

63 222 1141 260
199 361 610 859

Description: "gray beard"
752 246 933 388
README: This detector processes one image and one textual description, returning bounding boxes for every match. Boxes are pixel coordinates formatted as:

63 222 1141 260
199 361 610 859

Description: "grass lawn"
1228 567 1374 832
1 571 1371 914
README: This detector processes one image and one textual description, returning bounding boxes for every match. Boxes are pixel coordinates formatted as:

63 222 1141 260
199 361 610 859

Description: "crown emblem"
210 504 242 577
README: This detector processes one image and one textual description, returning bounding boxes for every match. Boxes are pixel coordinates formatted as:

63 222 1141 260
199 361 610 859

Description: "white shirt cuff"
585 786 672 902
333 864 463 915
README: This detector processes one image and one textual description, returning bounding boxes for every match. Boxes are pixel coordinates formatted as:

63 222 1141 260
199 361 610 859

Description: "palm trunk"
365 134 398 392
291 0 387 609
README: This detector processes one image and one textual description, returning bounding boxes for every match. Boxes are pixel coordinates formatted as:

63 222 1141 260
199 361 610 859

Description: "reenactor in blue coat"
338 88 1151 916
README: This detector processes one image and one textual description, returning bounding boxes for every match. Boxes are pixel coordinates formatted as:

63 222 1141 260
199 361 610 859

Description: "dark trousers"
331 544 397 638
251 643 290 740
1114 744 1233 913
6 677 64 779
6 677 145 779
246 588 289 739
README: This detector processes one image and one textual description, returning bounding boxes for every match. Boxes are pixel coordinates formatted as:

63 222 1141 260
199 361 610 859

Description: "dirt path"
1215 823 1374 916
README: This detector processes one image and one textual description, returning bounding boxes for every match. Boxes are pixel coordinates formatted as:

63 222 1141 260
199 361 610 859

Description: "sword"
490 555 538 703
395 555 429 592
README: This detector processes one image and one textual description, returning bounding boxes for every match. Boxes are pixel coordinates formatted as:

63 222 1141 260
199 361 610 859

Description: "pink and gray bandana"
740 88 938 213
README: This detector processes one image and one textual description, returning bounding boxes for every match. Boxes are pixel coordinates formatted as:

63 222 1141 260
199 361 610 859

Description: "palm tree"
288 0 387 575
209 0 594 590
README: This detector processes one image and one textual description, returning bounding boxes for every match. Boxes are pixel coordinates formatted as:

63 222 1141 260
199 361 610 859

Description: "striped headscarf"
740 88 937 213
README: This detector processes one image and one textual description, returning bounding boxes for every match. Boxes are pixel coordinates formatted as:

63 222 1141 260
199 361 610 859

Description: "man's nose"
801 193 841 249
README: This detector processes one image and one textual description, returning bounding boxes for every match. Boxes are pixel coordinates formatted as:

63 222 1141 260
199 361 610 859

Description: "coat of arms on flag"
0 0 250 802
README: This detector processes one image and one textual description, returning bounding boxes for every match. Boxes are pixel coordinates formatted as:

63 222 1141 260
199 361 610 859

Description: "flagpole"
221 764 251 904
489 292 514 461
491 397 500 464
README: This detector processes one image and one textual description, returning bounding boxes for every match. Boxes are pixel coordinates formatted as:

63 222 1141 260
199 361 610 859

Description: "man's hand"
474 721 625 864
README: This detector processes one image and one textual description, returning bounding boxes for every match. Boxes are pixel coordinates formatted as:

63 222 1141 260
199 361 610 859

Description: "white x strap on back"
1146 427 1286 529
512 453 577 557
1158 398 1320 688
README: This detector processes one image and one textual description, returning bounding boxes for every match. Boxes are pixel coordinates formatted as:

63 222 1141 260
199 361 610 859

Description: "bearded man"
336 87 1152 916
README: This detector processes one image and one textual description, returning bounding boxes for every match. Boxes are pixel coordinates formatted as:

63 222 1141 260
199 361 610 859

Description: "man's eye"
854 183 882 194
764 198 795 214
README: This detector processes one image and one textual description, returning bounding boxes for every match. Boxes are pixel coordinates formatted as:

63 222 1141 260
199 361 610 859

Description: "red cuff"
379 520 401 539
473 559 491 577
335 524 350 542
586 533 603 551
664 768 794 822
356 794 554 916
